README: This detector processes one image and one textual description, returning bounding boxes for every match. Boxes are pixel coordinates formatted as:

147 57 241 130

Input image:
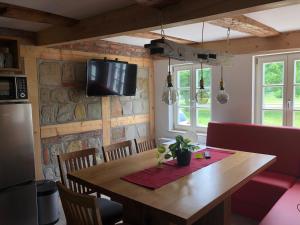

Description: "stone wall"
110 67 150 143
42 130 103 180
111 123 150 144
38 58 151 180
39 60 102 125
38 59 103 180
110 67 150 118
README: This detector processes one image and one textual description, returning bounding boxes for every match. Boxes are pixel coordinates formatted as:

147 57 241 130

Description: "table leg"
119 197 231 225
193 197 231 225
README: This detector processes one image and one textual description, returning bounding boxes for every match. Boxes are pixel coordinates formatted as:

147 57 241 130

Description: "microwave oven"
0 75 28 102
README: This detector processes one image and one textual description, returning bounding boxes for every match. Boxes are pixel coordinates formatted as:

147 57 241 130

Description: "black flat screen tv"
86 59 137 96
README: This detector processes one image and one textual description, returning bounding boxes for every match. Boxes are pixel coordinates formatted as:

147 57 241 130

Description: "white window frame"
173 63 212 133
255 52 300 127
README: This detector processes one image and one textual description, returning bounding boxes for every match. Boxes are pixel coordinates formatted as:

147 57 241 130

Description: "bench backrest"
206 122 300 177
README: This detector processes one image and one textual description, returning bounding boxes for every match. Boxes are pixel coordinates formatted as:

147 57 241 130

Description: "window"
173 64 212 132
255 53 300 127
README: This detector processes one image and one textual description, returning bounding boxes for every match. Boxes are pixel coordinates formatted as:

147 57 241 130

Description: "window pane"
294 86 300 109
262 110 283 126
263 62 284 85
293 111 300 127
178 90 190 106
177 70 190 88
196 108 211 127
263 87 283 109
177 108 190 125
295 60 300 84
196 68 211 88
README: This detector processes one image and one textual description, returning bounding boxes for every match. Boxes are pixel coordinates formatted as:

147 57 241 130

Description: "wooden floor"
56 198 259 225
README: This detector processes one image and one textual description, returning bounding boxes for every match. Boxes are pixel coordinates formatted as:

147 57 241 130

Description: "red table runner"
121 148 235 189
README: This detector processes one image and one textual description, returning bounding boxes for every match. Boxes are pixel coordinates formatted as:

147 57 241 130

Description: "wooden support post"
24 56 44 179
101 97 111 146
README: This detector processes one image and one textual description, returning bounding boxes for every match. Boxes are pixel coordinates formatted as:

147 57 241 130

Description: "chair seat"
232 171 296 219
260 181 300 225
97 198 123 224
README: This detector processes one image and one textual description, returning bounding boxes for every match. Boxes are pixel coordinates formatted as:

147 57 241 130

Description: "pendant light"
162 57 178 105
196 22 209 104
216 28 230 104
216 66 229 104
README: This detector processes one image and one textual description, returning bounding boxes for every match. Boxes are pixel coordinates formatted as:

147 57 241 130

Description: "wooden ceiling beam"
128 31 195 44
37 0 300 46
135 0 181 8
0 2 78 26
192 30 300 54
0 27 36 44
209 15 280 37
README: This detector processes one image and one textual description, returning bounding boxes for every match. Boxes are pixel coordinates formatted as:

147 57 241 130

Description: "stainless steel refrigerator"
0 103 38 225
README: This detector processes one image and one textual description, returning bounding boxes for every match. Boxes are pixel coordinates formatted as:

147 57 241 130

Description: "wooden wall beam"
128 31 194 44
110 115 149 128
193 29 300 54
0 2 78 26
37 0 299 46
209 15 280 37
41 120 103 138
102 97 111 146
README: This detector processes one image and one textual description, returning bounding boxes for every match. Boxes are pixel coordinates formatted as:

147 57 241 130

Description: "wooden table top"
68 148 276 225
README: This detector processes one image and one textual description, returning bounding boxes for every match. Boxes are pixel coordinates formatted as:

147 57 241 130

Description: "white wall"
154 54 254 144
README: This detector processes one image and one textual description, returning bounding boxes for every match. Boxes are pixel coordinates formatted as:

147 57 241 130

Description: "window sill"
168 129 207 137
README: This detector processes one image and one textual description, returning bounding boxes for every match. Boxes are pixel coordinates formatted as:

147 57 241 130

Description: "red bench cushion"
260 181 300 225
232 171 296 220
207 122 300 177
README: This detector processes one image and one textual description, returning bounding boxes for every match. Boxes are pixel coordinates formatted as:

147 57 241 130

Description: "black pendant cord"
220 66 225 91
199 22 205 90
200 62 204 89
167 57 173 87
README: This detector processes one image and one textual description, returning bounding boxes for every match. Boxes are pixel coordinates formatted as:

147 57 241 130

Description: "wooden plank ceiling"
0 0 300 53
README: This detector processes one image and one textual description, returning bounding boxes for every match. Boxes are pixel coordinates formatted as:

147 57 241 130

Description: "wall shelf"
0 37 20 72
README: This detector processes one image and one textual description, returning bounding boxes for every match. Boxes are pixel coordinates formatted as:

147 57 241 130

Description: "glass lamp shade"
196 88 209 104
162 86 178 105
216 89 229 104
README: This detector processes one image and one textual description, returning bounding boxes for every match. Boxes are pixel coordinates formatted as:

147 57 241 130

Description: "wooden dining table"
67 148 276 225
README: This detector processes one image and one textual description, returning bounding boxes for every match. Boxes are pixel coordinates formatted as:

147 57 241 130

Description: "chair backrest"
102 140 133 162
57 182 102 225
57 148 97 193
134 138 157 153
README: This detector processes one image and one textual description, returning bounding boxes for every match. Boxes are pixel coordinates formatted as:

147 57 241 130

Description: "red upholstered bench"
232 171 296 220
206 122 300 221
260 181 300 225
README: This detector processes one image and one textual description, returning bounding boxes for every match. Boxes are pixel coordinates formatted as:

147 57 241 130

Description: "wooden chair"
57 148 97 194
134 138 157 153
102 140 133 162
57 181 103 225
57 182 127 225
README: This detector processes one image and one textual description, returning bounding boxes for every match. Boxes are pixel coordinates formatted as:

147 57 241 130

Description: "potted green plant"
157 135 198 166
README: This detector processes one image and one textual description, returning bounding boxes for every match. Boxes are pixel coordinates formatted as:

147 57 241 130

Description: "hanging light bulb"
216 28 230 104
195 22 209 104
196 62 209 104
216 66 229 104
162 57 178 105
